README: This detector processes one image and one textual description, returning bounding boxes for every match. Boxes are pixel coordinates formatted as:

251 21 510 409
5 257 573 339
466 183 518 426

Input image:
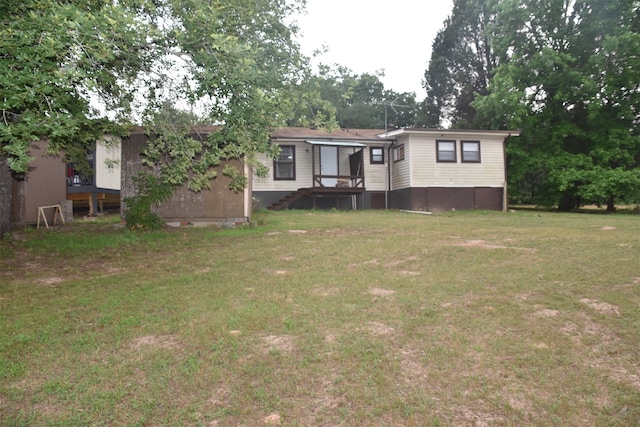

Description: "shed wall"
121 133 248 223
11 141 67 225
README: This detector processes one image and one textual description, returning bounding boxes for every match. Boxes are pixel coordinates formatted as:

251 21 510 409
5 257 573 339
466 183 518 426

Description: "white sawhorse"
37 205 66 229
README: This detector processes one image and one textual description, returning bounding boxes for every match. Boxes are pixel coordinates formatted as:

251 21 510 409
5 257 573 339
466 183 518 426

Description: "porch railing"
312 174 365 189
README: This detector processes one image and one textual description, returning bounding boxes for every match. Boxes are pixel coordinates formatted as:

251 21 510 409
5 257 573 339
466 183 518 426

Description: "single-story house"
253 127 519 212
11 126 517 228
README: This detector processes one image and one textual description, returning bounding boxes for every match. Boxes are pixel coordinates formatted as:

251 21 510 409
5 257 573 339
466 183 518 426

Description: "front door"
320 146 338 186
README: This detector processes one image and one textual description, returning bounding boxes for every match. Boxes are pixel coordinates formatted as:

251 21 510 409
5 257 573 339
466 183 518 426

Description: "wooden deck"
267 185 365 211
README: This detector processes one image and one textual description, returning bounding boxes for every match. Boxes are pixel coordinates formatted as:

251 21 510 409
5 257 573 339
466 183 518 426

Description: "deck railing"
312 174 365 189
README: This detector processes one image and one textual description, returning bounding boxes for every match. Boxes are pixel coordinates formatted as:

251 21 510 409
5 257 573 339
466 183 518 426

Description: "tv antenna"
379 97 410 135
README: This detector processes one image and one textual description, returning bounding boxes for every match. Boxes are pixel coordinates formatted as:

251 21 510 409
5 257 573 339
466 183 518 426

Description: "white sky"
294 0 454 101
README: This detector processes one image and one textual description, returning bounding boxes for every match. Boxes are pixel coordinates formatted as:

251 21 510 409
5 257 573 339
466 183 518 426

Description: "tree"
1 0 158 236
423 0 500 128
136 0 309 195
473 0 640 210
287 65 422 129
0 0 307 236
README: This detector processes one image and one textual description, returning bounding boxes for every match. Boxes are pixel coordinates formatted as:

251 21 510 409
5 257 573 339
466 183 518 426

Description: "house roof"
305 140 367 147
271 127 389 142
384 128 520 138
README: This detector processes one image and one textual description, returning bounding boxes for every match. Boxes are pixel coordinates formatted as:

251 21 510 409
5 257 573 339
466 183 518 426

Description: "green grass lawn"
1 209 639 426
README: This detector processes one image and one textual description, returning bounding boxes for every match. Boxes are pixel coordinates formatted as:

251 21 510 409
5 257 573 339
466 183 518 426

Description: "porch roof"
305 140 366 147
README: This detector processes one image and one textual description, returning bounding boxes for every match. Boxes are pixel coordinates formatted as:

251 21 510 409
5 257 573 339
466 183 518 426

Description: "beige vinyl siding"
253 141 312 191
391 138 411 190
363 146 387 191
410 134 505 187
95 136 121 190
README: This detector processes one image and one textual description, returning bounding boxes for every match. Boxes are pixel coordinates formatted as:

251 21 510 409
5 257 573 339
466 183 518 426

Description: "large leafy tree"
1 0 158 236
423 0 500 128
138 0 309 193
288 65 421 129
0 0 307 236
473 0 640 210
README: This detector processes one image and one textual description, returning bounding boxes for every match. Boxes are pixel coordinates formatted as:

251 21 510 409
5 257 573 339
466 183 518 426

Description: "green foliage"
135 0 308 193
423 0 500 128
0 0 157 173
123 173 174 230
467 0 640 209
287 65 422 129
1 0 309 236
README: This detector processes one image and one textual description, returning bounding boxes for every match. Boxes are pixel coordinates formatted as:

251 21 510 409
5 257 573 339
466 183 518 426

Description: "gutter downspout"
386 139 395 210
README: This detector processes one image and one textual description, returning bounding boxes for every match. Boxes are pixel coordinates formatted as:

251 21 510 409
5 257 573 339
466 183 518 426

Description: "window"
370 147 385 164
461 141 481 162
274 145 295 180
392 145 405 162
436 140 456 162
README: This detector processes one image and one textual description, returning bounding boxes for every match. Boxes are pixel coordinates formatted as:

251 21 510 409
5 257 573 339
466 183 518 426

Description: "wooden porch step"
268 188 312 211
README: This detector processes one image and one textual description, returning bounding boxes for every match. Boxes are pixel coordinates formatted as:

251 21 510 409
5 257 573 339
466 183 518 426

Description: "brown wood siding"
11 141 67 225
121 132 248 222
389 187 504 212
473 187 504 210
368 192 386 209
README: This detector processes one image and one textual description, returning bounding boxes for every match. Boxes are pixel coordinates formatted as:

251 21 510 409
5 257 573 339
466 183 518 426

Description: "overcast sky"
294 0 454 100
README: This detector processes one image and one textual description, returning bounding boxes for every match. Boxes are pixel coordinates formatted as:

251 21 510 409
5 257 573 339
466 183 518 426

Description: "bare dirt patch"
37 277 65 286
362 321 395 335
398 345 428 384
268 270 288 275
368 288 397 297
130 334 182 350
398 270 421 276
264 412 282 425
288 230 307 234
261 335 295 353
533 305 559 317
601 226 616 230
580 298 620 315
454 239 536 251
311 286 340 297
457 240 509 249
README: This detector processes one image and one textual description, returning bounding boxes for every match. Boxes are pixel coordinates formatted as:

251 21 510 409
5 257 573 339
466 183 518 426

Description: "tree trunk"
606 196 616 212
0 156 12 238
557 193 576 211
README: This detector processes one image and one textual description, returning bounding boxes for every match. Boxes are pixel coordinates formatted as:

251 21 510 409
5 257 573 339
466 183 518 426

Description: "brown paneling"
426 188 475 211
474 187 503 210
410 188 429 211
369 192 386 209
121 132 247 222
22 141 67 224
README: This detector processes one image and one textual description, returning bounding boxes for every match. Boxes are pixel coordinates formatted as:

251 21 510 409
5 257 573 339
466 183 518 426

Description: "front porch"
268 140 366 210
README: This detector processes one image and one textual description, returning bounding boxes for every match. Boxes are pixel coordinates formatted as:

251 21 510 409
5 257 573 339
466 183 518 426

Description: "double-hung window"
436 140 456 162
461 141 481 162
274 145 295 180
370 147 385 164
